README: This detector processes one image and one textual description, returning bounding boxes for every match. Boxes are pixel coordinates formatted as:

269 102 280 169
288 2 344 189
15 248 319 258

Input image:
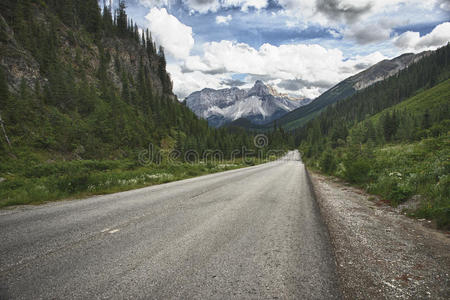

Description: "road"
0 151 341 299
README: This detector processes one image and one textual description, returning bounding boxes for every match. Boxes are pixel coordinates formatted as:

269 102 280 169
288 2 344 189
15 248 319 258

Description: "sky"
118 0 450 99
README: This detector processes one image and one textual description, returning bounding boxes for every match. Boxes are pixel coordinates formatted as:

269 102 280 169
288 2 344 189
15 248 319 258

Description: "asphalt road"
0 151 341 299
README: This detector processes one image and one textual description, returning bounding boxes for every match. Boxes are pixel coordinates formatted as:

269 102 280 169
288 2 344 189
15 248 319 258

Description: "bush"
319 150 337 174
56 172 91 193
343 158 370 184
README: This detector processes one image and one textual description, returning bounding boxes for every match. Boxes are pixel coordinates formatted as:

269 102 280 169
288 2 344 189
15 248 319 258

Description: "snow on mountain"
185 81 311 127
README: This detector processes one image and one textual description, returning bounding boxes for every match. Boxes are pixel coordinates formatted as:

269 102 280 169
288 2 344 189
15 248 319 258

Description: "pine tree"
0 68 9 109
422 109 431 129
116 0 127 36
158 46 171 93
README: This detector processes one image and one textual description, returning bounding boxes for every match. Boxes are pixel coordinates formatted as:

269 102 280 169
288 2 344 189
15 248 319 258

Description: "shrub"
56 172 91 193
343 158 370 184
319 150 337 174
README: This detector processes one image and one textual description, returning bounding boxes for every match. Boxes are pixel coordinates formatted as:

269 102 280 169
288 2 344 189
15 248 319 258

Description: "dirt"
309 172 450 299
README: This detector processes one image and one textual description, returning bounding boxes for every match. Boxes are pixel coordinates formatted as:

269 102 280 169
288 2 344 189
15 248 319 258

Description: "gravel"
310 172 450 299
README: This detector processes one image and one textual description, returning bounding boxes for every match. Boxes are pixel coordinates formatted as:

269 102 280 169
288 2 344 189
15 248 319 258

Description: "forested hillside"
0 0 292 160
297 44 450 228
0 0 293 207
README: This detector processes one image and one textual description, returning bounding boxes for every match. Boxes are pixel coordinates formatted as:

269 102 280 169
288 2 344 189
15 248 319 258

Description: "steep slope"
296 45 450 227
273 51 431 130
185 80 310 127
368 78 450 124
0 0 265 161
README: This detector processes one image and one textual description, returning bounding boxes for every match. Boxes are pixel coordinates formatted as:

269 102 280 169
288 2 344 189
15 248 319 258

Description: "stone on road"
0 151 340 299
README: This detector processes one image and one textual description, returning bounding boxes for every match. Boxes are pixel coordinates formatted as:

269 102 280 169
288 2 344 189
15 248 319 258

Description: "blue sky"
117 0 450 99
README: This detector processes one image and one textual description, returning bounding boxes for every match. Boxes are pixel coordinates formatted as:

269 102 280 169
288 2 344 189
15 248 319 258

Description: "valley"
0 0 449 299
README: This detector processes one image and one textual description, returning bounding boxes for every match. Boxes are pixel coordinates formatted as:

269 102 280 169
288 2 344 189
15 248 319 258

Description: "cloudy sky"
120 0 450 99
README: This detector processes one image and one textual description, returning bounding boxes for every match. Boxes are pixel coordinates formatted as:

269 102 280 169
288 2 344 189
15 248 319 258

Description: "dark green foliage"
276 79 356 129
343 157 370 184
298 49 450 227
294 44 450 146
0 0 291 185
116 0 127 36
0 67 9 108
319 150 336 174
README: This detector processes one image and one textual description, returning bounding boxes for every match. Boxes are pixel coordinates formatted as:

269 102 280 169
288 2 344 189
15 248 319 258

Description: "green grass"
306 135 449 229
301 79 450 229
365 137 449 227
0 155 268 208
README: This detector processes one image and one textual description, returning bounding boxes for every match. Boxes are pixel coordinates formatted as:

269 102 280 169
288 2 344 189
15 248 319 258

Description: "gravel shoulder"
309 171 450 299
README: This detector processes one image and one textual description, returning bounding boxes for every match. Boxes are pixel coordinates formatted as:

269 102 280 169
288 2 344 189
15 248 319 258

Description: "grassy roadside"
303 135 449 229
0 152 269 208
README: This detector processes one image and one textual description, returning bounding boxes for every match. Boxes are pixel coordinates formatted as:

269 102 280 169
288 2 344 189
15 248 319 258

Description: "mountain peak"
248 80 270 97
185 81 310 127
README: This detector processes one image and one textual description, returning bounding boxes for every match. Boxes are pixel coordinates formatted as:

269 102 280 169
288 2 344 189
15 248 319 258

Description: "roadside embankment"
309 171 450 299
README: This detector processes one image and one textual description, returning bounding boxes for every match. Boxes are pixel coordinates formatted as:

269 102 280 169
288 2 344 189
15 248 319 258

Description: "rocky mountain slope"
0 5 168 97
185 80 311 127
263 51 432 130
0 0 263 161
351 52 431 90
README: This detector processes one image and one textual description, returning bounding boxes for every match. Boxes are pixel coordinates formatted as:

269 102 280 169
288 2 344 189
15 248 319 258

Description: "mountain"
185 80 311 127
0 0 272 160
267 51 432 130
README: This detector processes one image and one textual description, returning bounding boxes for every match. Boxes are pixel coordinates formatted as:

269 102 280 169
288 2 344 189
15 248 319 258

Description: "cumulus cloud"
145 0 268 13
138 0 446 99
172 40 386 99
316 0 372 23
278 0 440 22
167 64 231 99
344 22 392 44
394 22 450 52
145 8 194 59
278 0 445 45
439 0 450 11
223 0 268 11
278 78 332 91
216 14 232 24
221 79 247 86
183 0 220 13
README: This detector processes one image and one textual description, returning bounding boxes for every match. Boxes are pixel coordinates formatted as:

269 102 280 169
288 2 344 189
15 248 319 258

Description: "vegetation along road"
0 151 341 299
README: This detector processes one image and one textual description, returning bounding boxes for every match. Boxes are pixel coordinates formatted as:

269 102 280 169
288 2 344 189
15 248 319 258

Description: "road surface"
0 151 341 299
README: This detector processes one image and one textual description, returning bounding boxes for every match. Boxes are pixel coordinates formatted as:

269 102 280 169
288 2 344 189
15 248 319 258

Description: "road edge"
304 166 345 299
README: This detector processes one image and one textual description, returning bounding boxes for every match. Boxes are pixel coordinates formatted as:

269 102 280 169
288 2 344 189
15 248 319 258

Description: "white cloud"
216 14 232 25
143 0 268 13
394 22 450 52
173 40 386 99
278 0 444 45
168 64 230 99
145 8 194 59
183 0 220 13
139 0 172 8
344 22 392 44
278 0 440 23
223 0 268 11
139 0 447 100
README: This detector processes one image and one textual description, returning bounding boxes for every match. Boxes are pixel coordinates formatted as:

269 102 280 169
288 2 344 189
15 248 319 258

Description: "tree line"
0 0 292 162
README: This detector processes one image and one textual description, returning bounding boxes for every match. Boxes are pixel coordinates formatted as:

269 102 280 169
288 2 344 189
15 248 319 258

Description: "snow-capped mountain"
185 81 311 127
